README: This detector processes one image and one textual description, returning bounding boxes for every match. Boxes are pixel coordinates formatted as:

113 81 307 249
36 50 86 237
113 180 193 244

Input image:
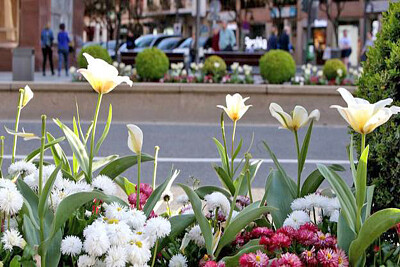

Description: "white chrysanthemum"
1 229 26 251
64 180 92 195
187 225 205 247
106 221 133 246
25 165 63 190
8 160 36 177
126 209 147 230
83 220 110 256
204 192 230 216
176 194 189 206
329 210 340 223
169 253 188 267
83 220 106 238
61 235 82 256
51 188 68 210
92 175 117 195
0 179 17 191
105 246 127 267
144 217 171 246
23 173 36 189
105 202 128 221
323 197 341 216
0 188 23 215
283 210 311 229
161 190 174 202
303 193 328 210
126 237 151 266
77 254 96 267
290 197 308 211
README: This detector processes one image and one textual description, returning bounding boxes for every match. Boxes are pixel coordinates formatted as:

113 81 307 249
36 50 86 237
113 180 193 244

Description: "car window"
178 38 192 48
135 36 156 48
157 38 180 50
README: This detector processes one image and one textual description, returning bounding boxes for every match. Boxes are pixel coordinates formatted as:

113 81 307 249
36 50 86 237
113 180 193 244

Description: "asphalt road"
0 120 353 189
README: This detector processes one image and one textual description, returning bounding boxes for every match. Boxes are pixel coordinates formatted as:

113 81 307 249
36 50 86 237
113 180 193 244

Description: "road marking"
2 154 350 165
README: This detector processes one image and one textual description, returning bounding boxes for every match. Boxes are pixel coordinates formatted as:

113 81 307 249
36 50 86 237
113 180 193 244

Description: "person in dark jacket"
278 26 290 51
41 23 54 76
211 25 220 52
57 23 70 76
267 25 278 51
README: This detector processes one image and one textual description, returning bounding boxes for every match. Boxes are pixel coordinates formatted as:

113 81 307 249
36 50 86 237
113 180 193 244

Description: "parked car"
118 34 180 54
82 40 123 60
156 37 185 52
172 37 211 55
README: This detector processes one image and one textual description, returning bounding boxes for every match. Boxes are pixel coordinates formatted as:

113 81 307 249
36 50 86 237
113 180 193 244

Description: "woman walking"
57 23 70 76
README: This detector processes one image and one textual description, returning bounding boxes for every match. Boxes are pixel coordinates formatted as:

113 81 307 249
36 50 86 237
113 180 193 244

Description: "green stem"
11 89 24 163
0 136 4 176
214 207 219 233
166 201 171 217
152 146 160 189
231 120 237 175
312 207 317 225
220 113 231 177
150 239 158 267
7 214 10 230
136 152 142 210
247 169 253 203
88 93 103 182
39 115 46 267
361 134 366 155
294 130 301 197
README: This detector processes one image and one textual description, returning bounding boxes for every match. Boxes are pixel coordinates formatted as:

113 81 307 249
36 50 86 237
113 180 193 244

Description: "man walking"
41 23 54 76
278 26 290 51
267 25 278 51
218 20 236 51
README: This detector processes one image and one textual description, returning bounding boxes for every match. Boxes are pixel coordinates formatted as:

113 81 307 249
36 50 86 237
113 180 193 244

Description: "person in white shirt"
339 29 352 69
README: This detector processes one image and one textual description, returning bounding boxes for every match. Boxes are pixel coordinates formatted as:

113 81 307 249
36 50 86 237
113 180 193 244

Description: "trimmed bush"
78 45 112 68
136 48 169 81
259 50 295 84
203 55 227 76
355 2 400 213
322 59 346 80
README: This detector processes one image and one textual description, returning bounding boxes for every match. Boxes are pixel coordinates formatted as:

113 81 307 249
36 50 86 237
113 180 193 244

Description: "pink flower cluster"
128 183 153 209
236 223 349 267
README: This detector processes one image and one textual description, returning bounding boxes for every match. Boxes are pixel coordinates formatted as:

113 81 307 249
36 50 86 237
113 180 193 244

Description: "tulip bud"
127 124 143 154
21 85 33 108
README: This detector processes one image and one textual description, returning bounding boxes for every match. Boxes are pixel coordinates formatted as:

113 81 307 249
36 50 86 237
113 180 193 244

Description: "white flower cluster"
243 64 252 76
204 192 230 217
169 253 188 267
0 179 23 216
283 210 311 229
292 76 305 85
230 62 252 76
290 193 341 223
64 202 171 267
111 61 133 76
348 67 363 78
171 62 186 76
301 63 318 77
8 160 36 177
1 229 26 251
190 62 204 72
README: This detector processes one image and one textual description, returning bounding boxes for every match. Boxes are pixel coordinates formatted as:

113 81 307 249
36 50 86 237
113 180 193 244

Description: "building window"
0 0 19 45
241 0 265 9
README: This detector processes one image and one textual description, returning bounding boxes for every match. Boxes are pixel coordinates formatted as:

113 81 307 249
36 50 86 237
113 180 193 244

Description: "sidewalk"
0 72 71 83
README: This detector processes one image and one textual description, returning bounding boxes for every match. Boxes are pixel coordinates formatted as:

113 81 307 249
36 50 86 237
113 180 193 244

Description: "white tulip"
21 85 33 108
127 124 143 154
330 88 400 134
217 93 252 122
269 103 320 131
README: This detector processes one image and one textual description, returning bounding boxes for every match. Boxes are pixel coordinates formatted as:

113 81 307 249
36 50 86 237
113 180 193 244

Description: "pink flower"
236 195 251 210
336 249 349 267
128 192 148 208
295 229 318 246
299 222 319 233
271 253 303 267
250 227 274 238
317 248 339 267
276 226 296 238
239 251 269 267
203 261 218 267
316 231 337 248
137 183 153 197
300 247 318 266
269 233 291 251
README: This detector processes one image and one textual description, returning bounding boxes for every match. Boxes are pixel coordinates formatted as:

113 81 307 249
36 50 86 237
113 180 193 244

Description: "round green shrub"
322 59 347 80
259 50 295 84
135 48 169 81
77 45 112 68
203 55 227 76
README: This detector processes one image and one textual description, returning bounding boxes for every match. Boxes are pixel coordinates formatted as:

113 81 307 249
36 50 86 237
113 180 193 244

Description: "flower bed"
1 51 399 267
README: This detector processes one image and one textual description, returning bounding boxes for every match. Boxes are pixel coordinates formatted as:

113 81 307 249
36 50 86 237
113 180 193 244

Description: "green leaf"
10 255 21 267
47 190 127 242
195 186 231 199
236 159 262 196
24 137 65 163
47 133 71 175
262 141 296 197
17 179 39 229
45 229 62 267
317 164 357 232
213 165 235 196
355 146 369 216
143 169 179 217
213 138 230 175
54 118 90 178
114 176 136 196
298 120 313 175
38 165 61 219
159 214 196 250
216 205 275 257
72 116 80 175
362 185 375 221
222 245 265 267
348 135 357 183
99 154 153 179
349 208 400 265
232 138 243 161
22 214 40 247
95 104 112 154
337 211 356 253
263 170 294 228
178 183 213 256
301 164 345 197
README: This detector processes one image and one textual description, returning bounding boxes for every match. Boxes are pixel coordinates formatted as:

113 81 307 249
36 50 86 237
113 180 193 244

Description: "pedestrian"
267 25 278 51
57 23 70 76
126 30 135 50
211 25 220 52
360 32 374 62
278 26 290 51
339 29 352 69
218 20 236 51
41 23 54 76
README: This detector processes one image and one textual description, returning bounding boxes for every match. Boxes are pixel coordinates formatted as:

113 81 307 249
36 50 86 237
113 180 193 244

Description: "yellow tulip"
127 124 143 154
331 88 400 134
21 85 33 108
217 93 252 122
269 103 320 131
78 53 133 94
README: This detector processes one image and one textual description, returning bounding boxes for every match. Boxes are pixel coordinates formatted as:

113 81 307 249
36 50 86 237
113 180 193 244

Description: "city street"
0 120 352 189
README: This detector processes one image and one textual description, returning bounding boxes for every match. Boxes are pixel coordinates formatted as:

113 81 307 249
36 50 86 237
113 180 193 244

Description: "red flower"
317 248 339 267
373 245 380 253
277 226 296 238
271 253 303 267
300 247 318 266
295 229 318 246
336 249 349 267
396 223 400 235
269 233 291 251
250 227 274 238
239 251 269 267
203 261 218 267
299 222 319 233
316 231 337 248
259 235 270 249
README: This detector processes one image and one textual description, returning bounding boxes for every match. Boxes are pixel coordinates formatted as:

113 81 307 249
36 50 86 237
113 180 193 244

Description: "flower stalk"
88 93 103 181
150 239 159 267
39 114 47 267
152 146 160 189
11 89 24 163
294 130 301 197
231 120 237 175
137 152 142 210
0 136 4 176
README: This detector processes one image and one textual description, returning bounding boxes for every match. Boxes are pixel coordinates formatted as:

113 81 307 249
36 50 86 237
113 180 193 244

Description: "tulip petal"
337 88 357 106
84 53 119 79
78 69 100 93
331 105 354 129
309 109 320 121
269 103 292 129
115 76 133 87
292 106 309 130
373 98 393 113
127 124 143 154
390 105 400 114
363 108 392 134
22 85 34 107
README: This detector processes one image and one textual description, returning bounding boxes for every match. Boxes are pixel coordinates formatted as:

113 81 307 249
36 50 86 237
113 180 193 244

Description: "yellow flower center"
203 255 209 261
338 257 343 264
135 241 142 248
327 253 332 260
136 231 143 235
107 218 119 224
117 207 122 211
307 251 312 257
256 255 261 262
319 235 326 240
